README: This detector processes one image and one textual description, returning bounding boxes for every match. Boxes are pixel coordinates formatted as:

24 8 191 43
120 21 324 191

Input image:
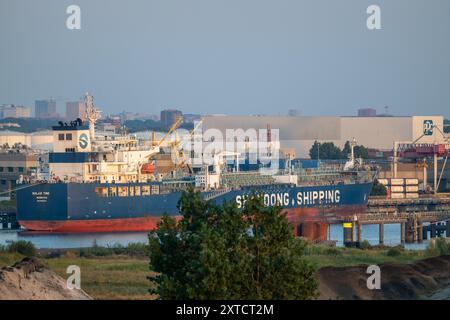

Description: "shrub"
79 246 109 257
426 238 450 256
359 240 371 250
435 238 450 255
63 250 78 259
324 247 342 256
7 241 37 256
386 246 403 257
77 242 149 257
44 251 62 259
124 242 149 256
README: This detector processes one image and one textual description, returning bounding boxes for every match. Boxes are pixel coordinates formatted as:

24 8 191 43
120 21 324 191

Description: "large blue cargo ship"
16 180 373 235
15 93 374 240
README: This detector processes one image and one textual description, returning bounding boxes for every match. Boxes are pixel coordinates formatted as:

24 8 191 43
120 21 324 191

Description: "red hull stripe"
19 205 366 233
19 217 169 233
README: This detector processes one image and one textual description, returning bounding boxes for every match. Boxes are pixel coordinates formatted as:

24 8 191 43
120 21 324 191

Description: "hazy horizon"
1 0 450 118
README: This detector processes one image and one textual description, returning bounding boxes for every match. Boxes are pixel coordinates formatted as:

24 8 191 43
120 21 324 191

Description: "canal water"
0 223 429 250
329 223 429 250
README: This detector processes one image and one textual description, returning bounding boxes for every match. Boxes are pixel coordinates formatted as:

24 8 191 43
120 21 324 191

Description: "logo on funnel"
79 133 89 149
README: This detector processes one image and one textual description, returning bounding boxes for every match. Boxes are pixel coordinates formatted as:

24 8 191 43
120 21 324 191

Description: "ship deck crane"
162 118 204 178
137 117 183 182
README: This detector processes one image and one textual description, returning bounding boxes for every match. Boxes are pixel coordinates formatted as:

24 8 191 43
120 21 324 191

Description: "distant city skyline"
1 0 450 118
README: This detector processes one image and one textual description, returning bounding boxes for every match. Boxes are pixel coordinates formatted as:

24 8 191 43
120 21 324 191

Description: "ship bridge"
48 121 160 183
52 122 91 153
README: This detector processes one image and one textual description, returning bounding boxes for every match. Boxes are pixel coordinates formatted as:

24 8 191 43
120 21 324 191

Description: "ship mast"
84 92 101 142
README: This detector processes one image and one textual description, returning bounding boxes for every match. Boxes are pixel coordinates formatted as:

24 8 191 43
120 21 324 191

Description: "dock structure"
324 195 450 246
366 196 450 244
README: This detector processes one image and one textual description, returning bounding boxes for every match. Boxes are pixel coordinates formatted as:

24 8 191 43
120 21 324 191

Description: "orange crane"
137 117 184 181
162 118 204 178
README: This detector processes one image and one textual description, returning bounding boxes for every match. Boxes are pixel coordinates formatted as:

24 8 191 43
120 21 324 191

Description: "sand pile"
0 257 91 300
317 255 450 300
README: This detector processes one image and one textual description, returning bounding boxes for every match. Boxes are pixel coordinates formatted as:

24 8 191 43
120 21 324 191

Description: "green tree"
309 141 344 160
342 141 351 158
148 188 318 300
310 141 370 160
370 179 388 196
342 141 369 159
354 145 369 159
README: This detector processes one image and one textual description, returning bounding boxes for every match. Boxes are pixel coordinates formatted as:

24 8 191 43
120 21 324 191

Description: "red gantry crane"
393 124 449 193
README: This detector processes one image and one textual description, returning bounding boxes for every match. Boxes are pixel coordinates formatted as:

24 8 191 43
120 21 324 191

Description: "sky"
1 0 449 118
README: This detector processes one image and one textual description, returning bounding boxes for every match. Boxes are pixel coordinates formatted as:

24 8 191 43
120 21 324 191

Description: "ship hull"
16 181 373 238
18 216 165 233
18 205 365 234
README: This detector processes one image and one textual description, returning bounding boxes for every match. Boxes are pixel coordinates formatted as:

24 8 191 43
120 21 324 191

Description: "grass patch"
0 200 16 211
1 240 445 300
0 252 24 268
303 243 426 268
45 256 155 300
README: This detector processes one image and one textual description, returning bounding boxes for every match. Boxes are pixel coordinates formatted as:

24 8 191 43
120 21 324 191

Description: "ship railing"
204 188 231 201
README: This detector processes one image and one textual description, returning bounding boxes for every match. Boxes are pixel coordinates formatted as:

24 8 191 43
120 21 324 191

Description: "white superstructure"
48 93 160 183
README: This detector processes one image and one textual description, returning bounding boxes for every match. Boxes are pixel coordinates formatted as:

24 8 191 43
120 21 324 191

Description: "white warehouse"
202 115 446 158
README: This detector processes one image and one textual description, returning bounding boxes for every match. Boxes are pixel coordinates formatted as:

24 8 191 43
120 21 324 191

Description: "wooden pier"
335 195 450 245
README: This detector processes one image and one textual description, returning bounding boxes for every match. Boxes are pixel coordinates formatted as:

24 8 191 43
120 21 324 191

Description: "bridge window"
58 133 65 141
95 187 108 197
134 186 141 196
109 186 117 197
66 133 72 140
129 186 134 196
141 185 150 196
118 186 128 197
151 185 160 195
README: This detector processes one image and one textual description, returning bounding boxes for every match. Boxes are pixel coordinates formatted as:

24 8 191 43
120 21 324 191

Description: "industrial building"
0 150 39 199
161 109 182 127
35 99 57 118
203 115 446 158
0 105 31 118
0 130 53 151
357 108 377 117
66 101 86 121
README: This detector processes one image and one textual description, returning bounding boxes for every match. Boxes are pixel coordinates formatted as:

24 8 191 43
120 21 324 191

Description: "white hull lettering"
236 190 341 208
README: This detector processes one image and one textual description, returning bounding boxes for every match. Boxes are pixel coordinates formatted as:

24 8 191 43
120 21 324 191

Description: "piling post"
352 221 358 244
379 223 384 245
405 217 414 243
400 222 406 244
447 222 450 238
438 222 445 237
418 222 423 243
423 225 428 240
358 222 362 243
430 223 437 238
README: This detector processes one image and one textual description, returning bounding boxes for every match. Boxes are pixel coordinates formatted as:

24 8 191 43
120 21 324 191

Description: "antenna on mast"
84 92 101 141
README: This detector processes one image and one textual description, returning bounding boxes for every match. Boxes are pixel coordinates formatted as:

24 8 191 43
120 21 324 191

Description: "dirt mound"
317 255 450 300
0 257 92 300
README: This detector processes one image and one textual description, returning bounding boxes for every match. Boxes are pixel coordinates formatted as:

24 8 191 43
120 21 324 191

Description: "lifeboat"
141 163 155 174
